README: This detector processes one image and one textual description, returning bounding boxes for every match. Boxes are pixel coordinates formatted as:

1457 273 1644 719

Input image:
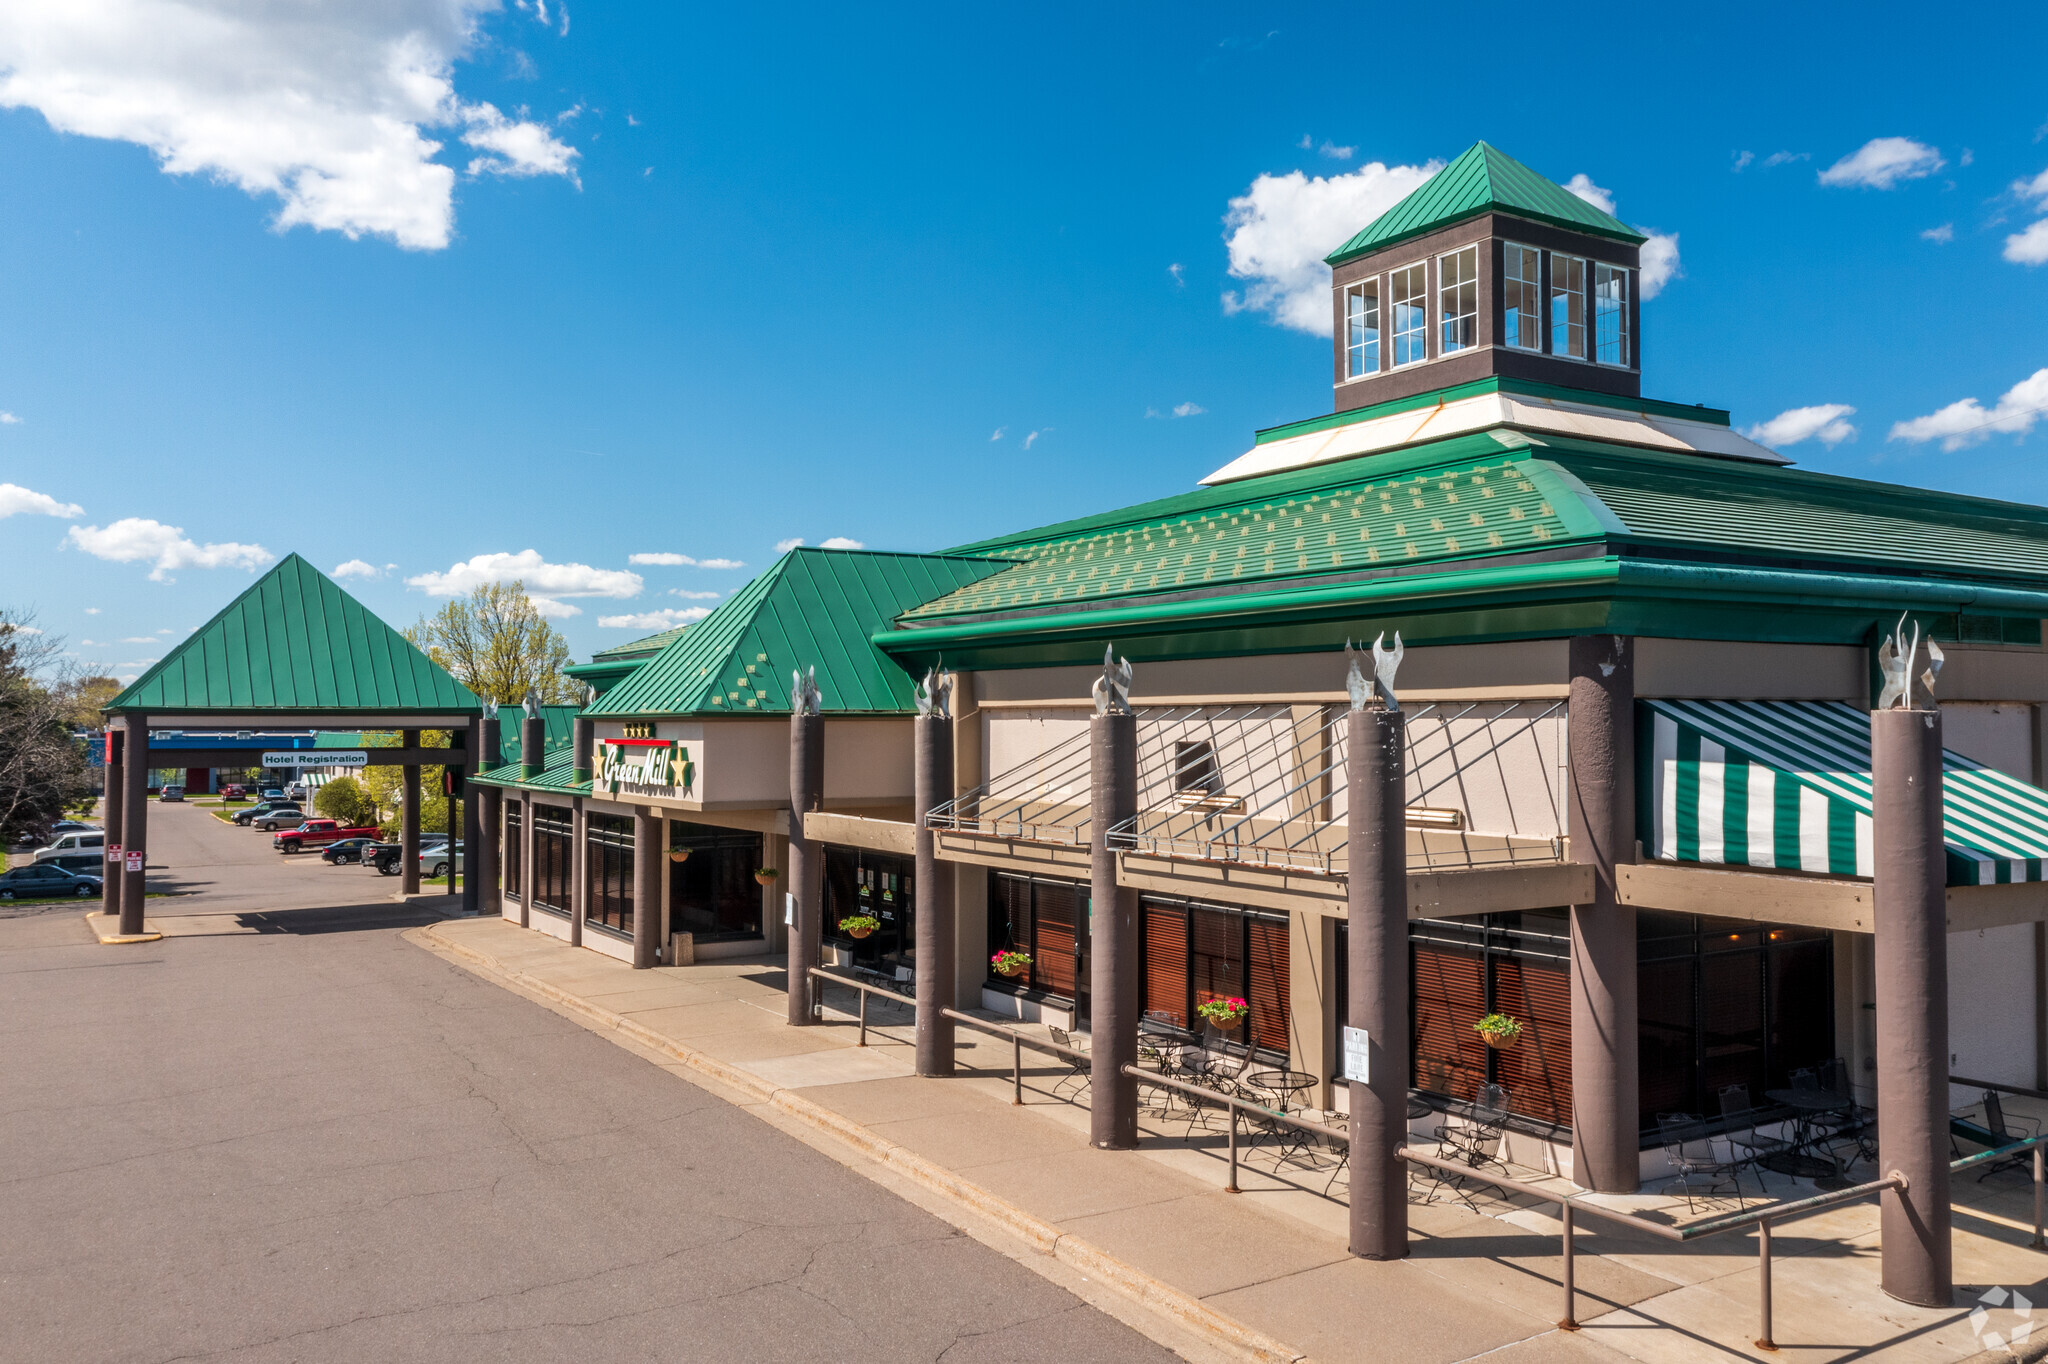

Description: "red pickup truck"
273 819 382 854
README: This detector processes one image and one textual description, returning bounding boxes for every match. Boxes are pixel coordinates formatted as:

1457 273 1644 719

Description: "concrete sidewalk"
413 917 2048 1364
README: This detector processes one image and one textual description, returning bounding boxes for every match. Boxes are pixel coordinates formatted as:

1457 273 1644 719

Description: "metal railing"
1121 1064 1345 1193
943 1008 1091 1106
808 967 911 1047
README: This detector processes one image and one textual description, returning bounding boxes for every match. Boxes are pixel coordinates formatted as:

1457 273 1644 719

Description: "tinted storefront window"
504 801 522 900
1139 895 1289 1060
532 805 573 916
824 847 915 975
586 813 634 937
669 821 762 941
987 872 1086 1005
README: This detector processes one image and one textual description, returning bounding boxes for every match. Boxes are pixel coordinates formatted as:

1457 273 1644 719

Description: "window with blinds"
1139 895 1289 1061
1143 901 1189 1027
503 801 522 900
986 873 1087 1003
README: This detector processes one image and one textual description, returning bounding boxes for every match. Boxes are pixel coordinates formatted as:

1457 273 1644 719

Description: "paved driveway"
0 804 1176 1362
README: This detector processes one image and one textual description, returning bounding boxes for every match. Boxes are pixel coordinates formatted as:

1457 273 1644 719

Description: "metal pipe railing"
808 967 910 1048
1119 1063 1346 1193
942 1007 1090 1106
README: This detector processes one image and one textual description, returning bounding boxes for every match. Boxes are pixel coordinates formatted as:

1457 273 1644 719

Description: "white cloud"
1317 140 1353 160
525 596 580 619
1565 173 1680 299
989 427 1006 442
596 607 710 630
118 636 156 644
2006 169 2048 265
331 558 378 579
1147 403 1207 419
1022 430 1042 449
626 550 744 568
83 607 99 615
1731 151 1754 172
669 589 721 600
1762 151 1809 168
695 557 743 570
1222 158 1441 333
818 536 864 550
405 548 641 599
65 518 272 582
12 625 42 636
2018 168 2048 205
1562 173 1615 215
1746 404 1858 449
0 2 579 252
0 482 83 518
1818 137 1944 190
1889 369 2048 451
1922 223 1955 244
0 411 19 423
1167 263 1184 286
775 537 804 553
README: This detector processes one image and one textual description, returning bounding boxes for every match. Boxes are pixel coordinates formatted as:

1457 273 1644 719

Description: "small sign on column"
1342 1025 1371 1084
126 851 144 873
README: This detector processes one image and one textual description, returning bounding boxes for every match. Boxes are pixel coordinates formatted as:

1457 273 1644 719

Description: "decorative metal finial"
915 664 953 720
484 699 498 720
1092 643 1133 717
585 683 598 707
522 690 540 721
1372 631 1403 713
791 665 822 716
1877 613 1943 711
1343 639 1371 711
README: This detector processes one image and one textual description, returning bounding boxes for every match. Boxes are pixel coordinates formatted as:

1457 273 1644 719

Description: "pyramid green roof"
106 553 480 716
586 547 1006 717
1326 143 1646 266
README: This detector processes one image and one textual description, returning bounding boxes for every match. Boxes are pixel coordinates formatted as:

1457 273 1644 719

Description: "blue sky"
2 1 2046 679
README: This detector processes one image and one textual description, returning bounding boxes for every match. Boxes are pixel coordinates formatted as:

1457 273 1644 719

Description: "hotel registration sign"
594 737 696 798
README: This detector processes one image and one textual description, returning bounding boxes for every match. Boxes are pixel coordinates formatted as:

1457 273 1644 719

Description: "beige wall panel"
1933 646 2048 703
824 718 914 802
1941 701 2034 779
1634 639 1864 700
1400 702 1567 839
983 709 1093 806
974 639 1570 707
1949 923 2038 1100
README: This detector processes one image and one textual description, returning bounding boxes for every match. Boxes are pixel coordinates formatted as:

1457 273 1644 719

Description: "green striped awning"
1641 699 2048 886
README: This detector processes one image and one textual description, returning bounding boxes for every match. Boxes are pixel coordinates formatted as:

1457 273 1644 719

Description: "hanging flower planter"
668 848 691 865
1475 1013 1523 1049
991 949 1032 978
839 914 880 940
1196 996 1249 1031
753 867 779 886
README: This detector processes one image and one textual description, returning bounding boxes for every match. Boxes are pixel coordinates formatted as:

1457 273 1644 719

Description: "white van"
34 830 104 864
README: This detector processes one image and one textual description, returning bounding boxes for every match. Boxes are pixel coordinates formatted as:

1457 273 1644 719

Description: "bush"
314 777 375 827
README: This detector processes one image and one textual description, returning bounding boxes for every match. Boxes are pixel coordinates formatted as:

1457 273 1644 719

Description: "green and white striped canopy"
1641 699 2048 886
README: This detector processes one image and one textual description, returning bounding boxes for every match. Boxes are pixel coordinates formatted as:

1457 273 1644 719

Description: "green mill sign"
594 737 696 798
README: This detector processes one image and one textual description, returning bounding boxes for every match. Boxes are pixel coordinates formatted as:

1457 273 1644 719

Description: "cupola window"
1549 253 1586 359
1593 261 1631 366
1391 262 1428 367
1438 246 1478 353
1502 244 1541 351
1343 280 1380 378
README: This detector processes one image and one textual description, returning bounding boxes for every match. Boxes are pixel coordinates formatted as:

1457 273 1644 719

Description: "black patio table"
1245 1068 1318 1115
1762 1088 1853 1183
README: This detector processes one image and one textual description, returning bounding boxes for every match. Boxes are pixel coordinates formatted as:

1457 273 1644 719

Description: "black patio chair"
1422 1084 1510 1206
1814 1057 1877 1168
1046 1026 1091 1101
1716 1083 1790 1177
1657 1113 1748 1213
1970 1090 2041 1181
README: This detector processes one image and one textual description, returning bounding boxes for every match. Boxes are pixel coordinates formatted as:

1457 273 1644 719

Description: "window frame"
1548 251 1586 360
1435 244 1479 356
1592 261 1632 368
1389 260 1430 368
1342 278 1381 380
1500 242 1543 352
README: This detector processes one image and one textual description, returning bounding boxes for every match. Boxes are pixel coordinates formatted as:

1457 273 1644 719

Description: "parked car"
11 818 96 848
259 787 286 802
252 806 309 833
273 819 382 854
422 843 464 879
233 801 300 827
364 842 404 876
33 830 104 863
320 837 378 865
0 864 102 900
220 784 248 801
286 782 308 802
39 851 108 876
158 784 185 802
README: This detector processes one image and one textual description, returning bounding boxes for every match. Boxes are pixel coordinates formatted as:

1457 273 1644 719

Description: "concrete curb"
415 921 1307 1364
82 911 162 944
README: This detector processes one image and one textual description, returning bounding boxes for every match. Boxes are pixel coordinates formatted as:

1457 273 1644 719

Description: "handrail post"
1756 1219 1776 1352
1013 1034 1022 1105
858 987 868 1047
1558 1200 1578 1330
2035 1144 2044 1250
1226 1106 1240 1193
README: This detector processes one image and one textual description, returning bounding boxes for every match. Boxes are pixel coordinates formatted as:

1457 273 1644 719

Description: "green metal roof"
471 736 586 794
1326 143 1647 266
587 548 1007 717
1252 377 1730 447
589 625 690 662
492 704 580 767
107 553 480 717
904 444 1582 621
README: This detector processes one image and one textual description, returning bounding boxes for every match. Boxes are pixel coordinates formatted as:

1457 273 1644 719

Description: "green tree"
57 675 122 728
407 581 579 706
313 776 376 827
0 610 92 843
359 731 463 842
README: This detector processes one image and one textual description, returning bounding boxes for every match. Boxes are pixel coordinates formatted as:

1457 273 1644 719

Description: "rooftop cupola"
1325 143 1646 411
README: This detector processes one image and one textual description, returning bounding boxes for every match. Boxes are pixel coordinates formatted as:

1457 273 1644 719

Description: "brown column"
474 712 499 920
914 712 956 1075
1567 634 1639 1193
633 808 660 968
400 727 421 895
1873 707 1953 1307
1348 702 1409 1259
1089 709 1139 1149
101 726 124 925
518 795 534 928
787 709 824 1025
119 723 148 937
520 713 544 780
570 796 586 947
572 714 594 786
